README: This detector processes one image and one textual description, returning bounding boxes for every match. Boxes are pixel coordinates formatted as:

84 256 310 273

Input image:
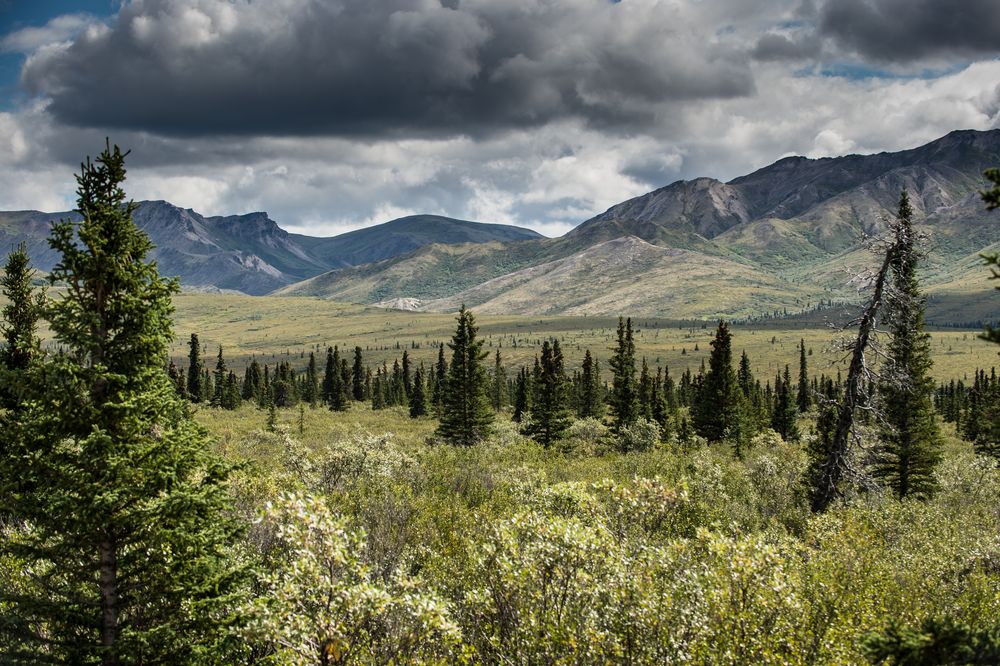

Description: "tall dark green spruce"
873 190 942 499
0 243 43 410
525 339 571 447
693 321 744 443
432 342 447 415
409 366 428 418
211 345 227 407
303 350 319 406
608 316 639 431
0 143 247 663
797 339 811 412
491 349 507 412
577 349 602 419
351 346 365 401
772 365 800 442
436 305 493 445
186 332 203 402
513 366 531 423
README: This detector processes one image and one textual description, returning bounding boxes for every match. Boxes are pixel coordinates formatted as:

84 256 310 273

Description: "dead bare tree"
811 228 901 513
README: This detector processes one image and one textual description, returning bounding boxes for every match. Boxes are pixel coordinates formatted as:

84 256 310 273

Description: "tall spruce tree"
409 366 428 418
186 332 203 402
638 357 654 422
491 349 507 412
608 316 639 431
432 342 447 415
303 351 319 406
211 345 227 407
693 321 744 443
577 349 602 418
436 306 493 445
513 367 531 423
401 350 412 398
322 346 336 404
328 346 348 411
797 339 811 413
0 142 247 663
525 339 571 447
873 190 942 499
351 346 365 401
0 242 42 410
772 365 800 442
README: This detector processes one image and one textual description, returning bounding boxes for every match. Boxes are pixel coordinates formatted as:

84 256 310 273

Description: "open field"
167 292 1000 384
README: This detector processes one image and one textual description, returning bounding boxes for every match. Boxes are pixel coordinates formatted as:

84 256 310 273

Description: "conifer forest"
1 136 1000 665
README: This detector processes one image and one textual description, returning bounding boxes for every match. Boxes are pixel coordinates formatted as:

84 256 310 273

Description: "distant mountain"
292 214 541 268
0 202 541 295
278 129 1000 321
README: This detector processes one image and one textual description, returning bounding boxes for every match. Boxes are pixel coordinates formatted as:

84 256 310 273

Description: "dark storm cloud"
19 0 755 139
752 32 821 61
818 0 1000 63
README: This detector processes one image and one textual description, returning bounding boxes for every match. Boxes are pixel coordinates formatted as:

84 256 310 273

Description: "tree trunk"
811 246 895 513
99 537 120 665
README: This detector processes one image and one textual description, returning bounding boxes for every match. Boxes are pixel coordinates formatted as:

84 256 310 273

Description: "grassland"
168 292 999 384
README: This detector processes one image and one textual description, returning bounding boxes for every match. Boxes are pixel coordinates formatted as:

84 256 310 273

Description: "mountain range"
2 129 999 321
276 129 1000 321
0 206 541 295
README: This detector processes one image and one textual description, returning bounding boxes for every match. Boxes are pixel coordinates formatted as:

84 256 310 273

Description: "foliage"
436 306 493 446
0 243 42 410
245 493 461 665
0 142 248 663
608 316 639 431
874 190 943 499
693 320 746 443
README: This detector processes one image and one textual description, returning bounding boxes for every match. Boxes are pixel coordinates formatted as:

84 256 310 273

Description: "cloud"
2 0 1000 241
0 13 99 53
752 32 821 61
818 0 1000 63
19 0 756 138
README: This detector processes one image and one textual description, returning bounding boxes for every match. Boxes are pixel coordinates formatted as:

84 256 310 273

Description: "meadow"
167 292 1000 663
169 292 999 384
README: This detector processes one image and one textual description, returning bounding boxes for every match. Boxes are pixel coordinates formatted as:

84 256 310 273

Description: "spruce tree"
436 306 493 446
328 346 348 411
873 190 943 499
491 349 507 412
186 332 203 402
513 367 531 423
211 345 227 407
608 316 639 431
525 339 571 447
797 339 811 412
0 242 43 410
402 349 412 398
303 351 319 406
322 346 336 404
432 343 447 415
771 365 800 442
352 346 365 400
692 321 744 443
0 142 247 663
638 357 654 422
409 366 428 418
577 349 602 419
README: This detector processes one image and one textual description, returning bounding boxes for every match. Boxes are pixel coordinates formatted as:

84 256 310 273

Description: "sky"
0 0 998 238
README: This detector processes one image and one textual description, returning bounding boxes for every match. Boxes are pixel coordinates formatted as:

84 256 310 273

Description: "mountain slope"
0 202 541 295
278 129 1000 319
294 214 542 268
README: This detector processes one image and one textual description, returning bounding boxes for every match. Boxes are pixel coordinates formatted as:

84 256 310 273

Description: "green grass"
168 292 1000 384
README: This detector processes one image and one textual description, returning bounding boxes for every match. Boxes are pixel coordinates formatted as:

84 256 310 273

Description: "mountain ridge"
0 202 542 295
277 128 1000 320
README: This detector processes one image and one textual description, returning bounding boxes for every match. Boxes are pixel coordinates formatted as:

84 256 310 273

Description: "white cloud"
0 13 100 53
